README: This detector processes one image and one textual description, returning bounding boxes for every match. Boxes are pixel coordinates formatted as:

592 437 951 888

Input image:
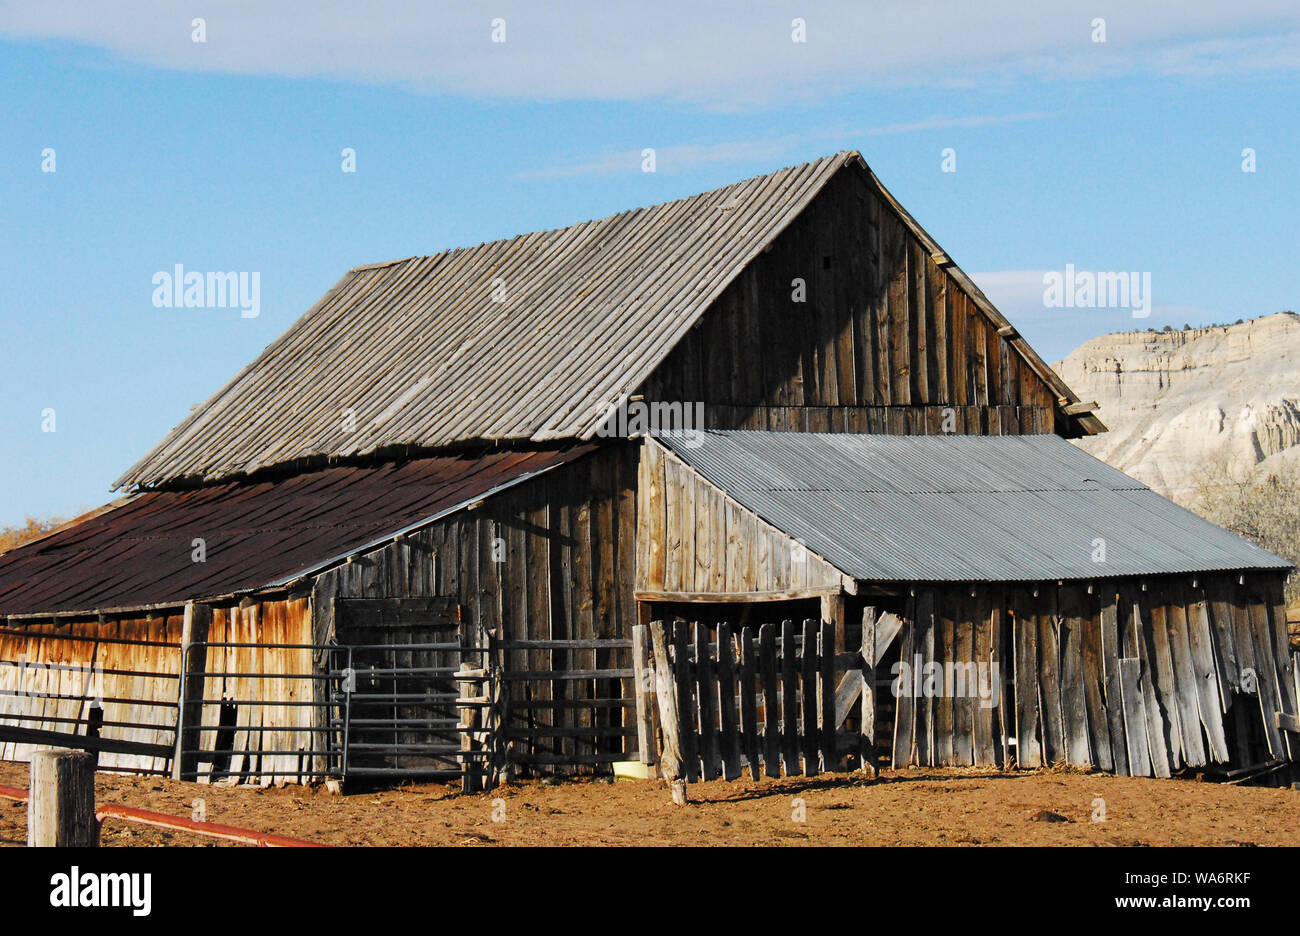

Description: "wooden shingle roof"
115 151 1099 490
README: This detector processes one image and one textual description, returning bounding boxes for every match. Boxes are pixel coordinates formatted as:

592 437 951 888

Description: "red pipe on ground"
0 783 326 847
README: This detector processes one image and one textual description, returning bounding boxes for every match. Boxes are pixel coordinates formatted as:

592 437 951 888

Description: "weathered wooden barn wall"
636 440 844 597
0 612 183 773
195 597 314 785
0 599 316 783
309 444 641 771
890 573 1297 776
638 165 1060 437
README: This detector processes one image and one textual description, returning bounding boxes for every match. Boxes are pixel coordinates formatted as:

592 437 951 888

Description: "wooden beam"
1062 401 1099 416
635 586 842 603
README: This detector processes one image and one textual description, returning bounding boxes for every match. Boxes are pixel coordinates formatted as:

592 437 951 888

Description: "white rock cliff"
1053 312 1300 506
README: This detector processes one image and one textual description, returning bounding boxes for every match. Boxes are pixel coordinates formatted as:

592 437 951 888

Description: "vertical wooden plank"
1037 589 1065 765
972 588 995 767
716 622 741 780
1267 583 1299 762
671 621 699 782
631 623 655 766
928 259 948 404
914 590 936 766
1206 575 1239 700
1099 589 1129 776
760 623 781 777
1145 592 1183 771
1080 590 1112 771
1246 594 1286 759
891 606 916 768
1118 658 1152 778
694 622 720 781
1186 586 1229 763
1057 585 1094 768
819 620 836 772
780 620 800 775
861 606 878 773
1128 590 1171 778
1165 586 1207 767
1012 589 1042 768
800 619 819 776
739 626 761 780
952 591 975 767
989 592 1010 767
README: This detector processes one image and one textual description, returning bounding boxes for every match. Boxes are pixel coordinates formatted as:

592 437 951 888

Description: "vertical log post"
28 749 98 847
861 606 878 775
648 621 686 805
173 601 212 781
631 622 657 768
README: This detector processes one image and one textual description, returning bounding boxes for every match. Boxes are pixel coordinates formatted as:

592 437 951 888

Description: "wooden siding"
636 439 844 596
639 165 1061 436
892 573 1295 776
0 612 183 774
311 444 641 772
196 598 314 785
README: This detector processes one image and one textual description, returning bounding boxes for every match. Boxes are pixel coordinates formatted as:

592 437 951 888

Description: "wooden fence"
637 615 900 787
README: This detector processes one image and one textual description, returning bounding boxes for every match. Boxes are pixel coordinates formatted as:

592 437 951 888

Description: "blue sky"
1 1 1297 526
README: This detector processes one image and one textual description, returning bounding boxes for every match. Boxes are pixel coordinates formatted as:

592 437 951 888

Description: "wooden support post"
172 601 212 782
821 592 846 652
457 638 486 794
648 622 686 805
28 749 98 847
631 623 657 767
861 606 878 775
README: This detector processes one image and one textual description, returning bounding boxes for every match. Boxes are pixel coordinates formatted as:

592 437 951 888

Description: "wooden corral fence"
635 611 903 796
495 637 636 774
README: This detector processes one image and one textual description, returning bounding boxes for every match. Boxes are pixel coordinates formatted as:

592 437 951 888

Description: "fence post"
861 606 878 776
173 601 212 782
28 748 98 847
648 622 686 805
631 623 657 768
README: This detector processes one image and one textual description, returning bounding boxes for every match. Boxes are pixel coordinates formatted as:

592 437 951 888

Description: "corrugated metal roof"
1 446 589 616
115 149 1101 490
659 431 1291 582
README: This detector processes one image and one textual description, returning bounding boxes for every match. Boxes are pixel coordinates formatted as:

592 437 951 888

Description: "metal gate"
329 641 482 779
330 598 495 782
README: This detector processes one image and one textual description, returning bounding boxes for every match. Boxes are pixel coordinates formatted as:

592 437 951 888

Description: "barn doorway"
331 597 471 781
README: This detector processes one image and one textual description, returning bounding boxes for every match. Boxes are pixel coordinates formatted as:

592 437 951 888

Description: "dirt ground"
2 759 1296 847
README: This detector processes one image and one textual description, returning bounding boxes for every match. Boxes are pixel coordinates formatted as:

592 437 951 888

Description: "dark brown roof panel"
0 446 590 616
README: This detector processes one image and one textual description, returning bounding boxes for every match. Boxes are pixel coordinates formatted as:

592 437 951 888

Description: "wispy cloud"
516 112 1055 179
2 1 1298 108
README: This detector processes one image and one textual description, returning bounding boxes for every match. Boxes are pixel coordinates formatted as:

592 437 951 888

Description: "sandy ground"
2 759 1296 847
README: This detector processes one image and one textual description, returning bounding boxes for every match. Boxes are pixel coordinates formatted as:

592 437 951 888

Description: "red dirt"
2 759 1295 847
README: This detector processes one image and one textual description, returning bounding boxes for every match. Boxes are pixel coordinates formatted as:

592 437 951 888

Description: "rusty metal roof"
114 150 1099 490
0 446 589 616
659 431 1291 583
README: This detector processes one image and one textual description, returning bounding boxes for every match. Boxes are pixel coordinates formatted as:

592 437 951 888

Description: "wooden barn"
0 151 1294 788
